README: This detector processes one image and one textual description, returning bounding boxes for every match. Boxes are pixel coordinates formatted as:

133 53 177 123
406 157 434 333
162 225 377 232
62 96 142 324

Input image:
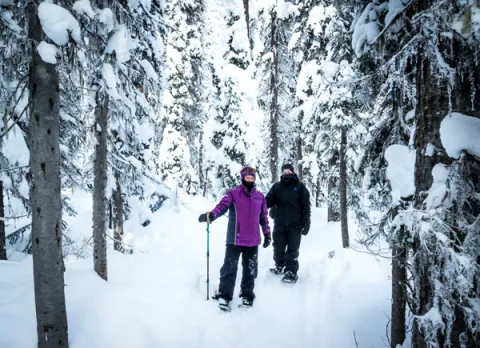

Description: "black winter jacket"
266 176 311 228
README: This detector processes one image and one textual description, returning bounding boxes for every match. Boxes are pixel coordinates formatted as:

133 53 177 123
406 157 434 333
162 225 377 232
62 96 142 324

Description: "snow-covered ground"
0 192 391 347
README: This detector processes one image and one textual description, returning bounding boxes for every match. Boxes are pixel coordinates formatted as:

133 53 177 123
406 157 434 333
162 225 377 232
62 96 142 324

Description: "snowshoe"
281 271 298 284
211 291 222 301
269 265 284 275
218 298 231 312
238 296 254 308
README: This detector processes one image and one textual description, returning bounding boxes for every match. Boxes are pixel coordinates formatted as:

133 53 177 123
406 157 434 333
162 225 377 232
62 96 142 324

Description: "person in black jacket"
266 163 311 283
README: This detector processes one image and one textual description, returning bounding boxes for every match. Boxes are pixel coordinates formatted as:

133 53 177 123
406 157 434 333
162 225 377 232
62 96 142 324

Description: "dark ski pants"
218 244 258 301
273 224 302 274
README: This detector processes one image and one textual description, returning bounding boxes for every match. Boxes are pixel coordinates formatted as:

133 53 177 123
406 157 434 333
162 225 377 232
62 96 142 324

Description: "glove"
301 223 310 236
263 233 271 248
198 212 214 223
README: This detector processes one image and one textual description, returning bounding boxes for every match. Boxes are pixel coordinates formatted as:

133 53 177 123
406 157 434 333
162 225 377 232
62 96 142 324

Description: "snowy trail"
0 194 391 348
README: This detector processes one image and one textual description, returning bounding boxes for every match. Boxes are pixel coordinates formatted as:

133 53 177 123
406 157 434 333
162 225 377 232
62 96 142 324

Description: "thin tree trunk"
269 10 279 183
391 228 407 348
339 127 349 248
113 178 123 253
28 1 69 345
328 149 340 221
108 200 113 230
92 96 108 281
242 0 249 42
315 177 321 208
296 114 303 180
0 181 6 260
199 132 204 195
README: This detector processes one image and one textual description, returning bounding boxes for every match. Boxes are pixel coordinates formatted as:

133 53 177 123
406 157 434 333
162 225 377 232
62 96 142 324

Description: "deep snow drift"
0 192 391 347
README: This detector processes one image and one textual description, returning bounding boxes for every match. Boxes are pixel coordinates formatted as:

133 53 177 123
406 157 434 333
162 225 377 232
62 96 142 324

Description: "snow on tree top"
440 112 480 159
37 41 59 64
106 26 138 64
385 144 415 201
38 3 81 46
72 0 96 19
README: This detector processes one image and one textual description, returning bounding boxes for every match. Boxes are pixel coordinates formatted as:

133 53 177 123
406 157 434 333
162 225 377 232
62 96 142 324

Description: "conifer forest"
0 0 479 347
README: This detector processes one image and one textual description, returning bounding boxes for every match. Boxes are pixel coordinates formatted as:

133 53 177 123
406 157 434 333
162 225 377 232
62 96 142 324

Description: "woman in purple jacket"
198 166 271 311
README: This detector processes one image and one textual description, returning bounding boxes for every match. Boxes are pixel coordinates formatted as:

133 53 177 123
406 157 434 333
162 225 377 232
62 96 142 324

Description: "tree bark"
242 0 249 42
113 178 123 253
412 44 451 348
391 229 407 348
93 96 108 281
296 116 303 180
27 2 69 345
339 127 349 248
0 181 6 260
199 132 204 196
328 149 340 221
269 10 279 183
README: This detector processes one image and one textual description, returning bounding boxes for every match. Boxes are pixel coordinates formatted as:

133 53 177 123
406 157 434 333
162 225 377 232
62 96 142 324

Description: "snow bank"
37 41 59 64
440 112 480 159
385 144 415 201
38 3 81 45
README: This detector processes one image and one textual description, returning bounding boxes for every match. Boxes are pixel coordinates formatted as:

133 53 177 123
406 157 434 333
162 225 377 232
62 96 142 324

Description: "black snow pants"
273 224 302 274
218 244 258 301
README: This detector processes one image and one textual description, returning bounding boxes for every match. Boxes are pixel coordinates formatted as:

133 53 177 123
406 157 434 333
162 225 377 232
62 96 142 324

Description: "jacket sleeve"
211 190 233 219
300 184 311 226
259 195 271 234
265 184 277 209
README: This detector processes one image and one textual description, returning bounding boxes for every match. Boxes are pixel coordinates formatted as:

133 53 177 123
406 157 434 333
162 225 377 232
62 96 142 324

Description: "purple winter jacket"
211 185 270 247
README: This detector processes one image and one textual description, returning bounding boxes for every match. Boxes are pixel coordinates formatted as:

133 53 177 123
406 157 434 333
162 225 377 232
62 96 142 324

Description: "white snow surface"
0 192 391 348
440 112 480 159
37 41 59 64
385 144 415 201
38 3 81 46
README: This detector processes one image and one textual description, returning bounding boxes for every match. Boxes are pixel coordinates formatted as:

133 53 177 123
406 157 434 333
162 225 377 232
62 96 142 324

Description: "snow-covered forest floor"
0 192 391 348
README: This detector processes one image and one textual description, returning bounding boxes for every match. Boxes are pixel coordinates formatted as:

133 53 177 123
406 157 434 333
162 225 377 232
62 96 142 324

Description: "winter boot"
218 297 231 312
269 265 284 275
282 271 298 284
239 296 254 308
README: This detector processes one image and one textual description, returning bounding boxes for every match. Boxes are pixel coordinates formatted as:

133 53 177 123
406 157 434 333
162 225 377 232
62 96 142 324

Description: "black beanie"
281 164 295 173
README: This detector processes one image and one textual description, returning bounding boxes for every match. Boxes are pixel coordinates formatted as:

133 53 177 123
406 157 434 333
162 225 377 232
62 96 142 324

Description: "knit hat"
240 166 256 180
281 163 295 173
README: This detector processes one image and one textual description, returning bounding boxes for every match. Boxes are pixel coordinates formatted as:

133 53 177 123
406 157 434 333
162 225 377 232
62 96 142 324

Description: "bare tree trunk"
328 149 340 221
242 0 250 42
269 10 279 183
339 127 349 248
198 132 204 195
0 181 6 260
113 178 123 253
93 96 108 281
27 2 69 345
391 228 407 348
296 114 303 180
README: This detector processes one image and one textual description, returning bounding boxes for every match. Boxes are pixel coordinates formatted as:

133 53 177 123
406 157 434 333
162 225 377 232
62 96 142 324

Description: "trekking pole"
206 212 211 301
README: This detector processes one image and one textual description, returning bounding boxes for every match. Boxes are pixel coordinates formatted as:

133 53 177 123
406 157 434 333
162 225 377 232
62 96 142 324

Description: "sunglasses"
244 167 257 173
